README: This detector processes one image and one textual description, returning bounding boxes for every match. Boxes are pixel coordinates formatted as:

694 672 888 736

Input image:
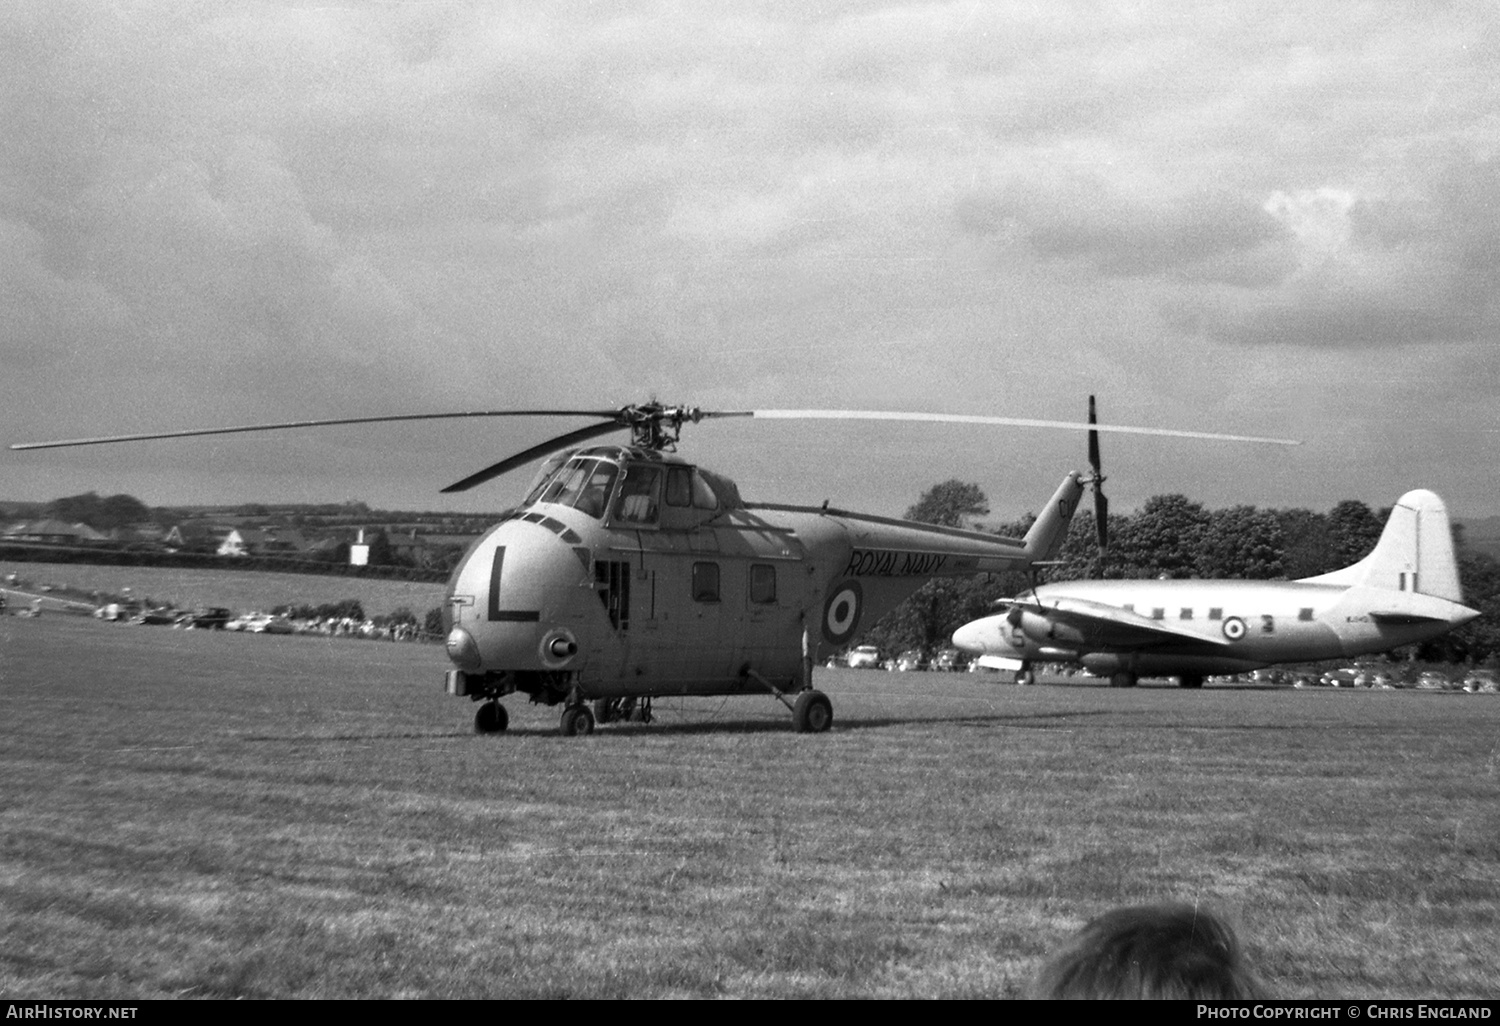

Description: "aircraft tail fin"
1023 472 1086 563
1299 490 1465 601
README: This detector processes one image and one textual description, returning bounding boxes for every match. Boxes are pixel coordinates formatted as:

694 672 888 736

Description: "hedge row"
0 543 450 583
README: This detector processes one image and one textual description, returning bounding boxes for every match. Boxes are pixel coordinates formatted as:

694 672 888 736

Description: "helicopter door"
739 561 802 683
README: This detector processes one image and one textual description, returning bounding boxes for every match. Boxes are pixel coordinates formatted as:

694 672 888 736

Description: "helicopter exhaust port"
539 629 579 668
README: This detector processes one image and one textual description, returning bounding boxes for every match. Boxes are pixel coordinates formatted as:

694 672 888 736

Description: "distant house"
2 519 107 544
216 527 311 558
165 522 229 552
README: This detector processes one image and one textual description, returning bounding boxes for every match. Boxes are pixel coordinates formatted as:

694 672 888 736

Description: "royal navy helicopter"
12 400 1297 735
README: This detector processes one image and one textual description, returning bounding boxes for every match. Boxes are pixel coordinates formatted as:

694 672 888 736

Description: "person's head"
1032 903 1263 999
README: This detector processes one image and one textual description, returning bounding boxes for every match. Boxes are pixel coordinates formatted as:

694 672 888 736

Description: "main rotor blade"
440 420 628 493
739 409 1300 446
8 410 622 451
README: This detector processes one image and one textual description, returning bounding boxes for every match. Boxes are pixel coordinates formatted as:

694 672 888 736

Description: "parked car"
132 607 180 626
931 647 968 672
244 614 295 635
189 606 234 630
1415 671 1453 690
844 645 881 669
1462 669 1498 693
892 650 926 672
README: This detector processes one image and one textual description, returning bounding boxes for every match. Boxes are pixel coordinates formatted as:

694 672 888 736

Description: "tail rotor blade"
1094 487 1109 554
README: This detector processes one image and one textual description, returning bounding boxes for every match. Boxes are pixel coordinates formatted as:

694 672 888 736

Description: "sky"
3 0 1498 524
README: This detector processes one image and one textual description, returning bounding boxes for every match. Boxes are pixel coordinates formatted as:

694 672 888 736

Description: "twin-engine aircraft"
13 399 1297 734
952 489 1480 688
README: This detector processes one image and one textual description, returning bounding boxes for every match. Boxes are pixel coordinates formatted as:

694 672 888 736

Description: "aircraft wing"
1015 595 1234 649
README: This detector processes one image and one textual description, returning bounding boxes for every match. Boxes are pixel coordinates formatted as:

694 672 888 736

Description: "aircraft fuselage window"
692 562 720 603
1208 607 1223 620
614 464 662 525
1261 615 1275 634
1151 608 1165 620
750 564 776 605
1298 607 1314 621
1180 608 1193 620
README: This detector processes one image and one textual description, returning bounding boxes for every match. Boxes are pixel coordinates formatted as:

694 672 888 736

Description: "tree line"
857 480 1500 667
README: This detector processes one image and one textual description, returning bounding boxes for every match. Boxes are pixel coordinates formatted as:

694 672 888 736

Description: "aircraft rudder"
1302 489 1464 602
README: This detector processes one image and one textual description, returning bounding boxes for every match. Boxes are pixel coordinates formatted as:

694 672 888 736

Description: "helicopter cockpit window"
614 464 662 525
526 458 620 520
665 466 692 507
691 470 718 510
540 459 593 508
665 466 720 512
521 453 571 508
571 461 618 519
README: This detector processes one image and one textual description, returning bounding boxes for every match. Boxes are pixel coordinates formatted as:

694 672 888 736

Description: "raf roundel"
1221 616 1247 641
822 580 864 646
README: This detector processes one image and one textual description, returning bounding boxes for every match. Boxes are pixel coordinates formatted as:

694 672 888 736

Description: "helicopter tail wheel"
560 704 595 737
475 701 509 734
791 690 833 734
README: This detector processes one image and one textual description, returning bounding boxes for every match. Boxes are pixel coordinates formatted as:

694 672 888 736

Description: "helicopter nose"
951 619 992 653
446 626 482 670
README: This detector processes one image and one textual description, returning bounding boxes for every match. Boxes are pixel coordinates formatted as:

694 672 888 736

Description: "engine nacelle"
1014 609 1086 647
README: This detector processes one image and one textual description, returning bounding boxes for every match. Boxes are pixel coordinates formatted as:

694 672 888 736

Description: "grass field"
0 560 448 618
2 615 1497 999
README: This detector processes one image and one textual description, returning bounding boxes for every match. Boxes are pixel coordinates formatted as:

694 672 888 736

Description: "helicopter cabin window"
1208 607 1223 620
692 562 720 603
749 564 776 605
1261 615 1275 634
1299 607 1314 621
614 464 662 525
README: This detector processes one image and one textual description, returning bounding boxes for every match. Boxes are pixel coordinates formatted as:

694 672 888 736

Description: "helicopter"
12 399 1298 735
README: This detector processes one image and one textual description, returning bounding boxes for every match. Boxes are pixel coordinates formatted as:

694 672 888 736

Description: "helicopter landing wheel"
1178 674 1205 689
475 701 509 734
791 689 833 734
593 698 620 725
560 704 595 737
1110 671 1137 689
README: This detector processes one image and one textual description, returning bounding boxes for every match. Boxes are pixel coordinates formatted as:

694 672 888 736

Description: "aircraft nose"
951 619 992 653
